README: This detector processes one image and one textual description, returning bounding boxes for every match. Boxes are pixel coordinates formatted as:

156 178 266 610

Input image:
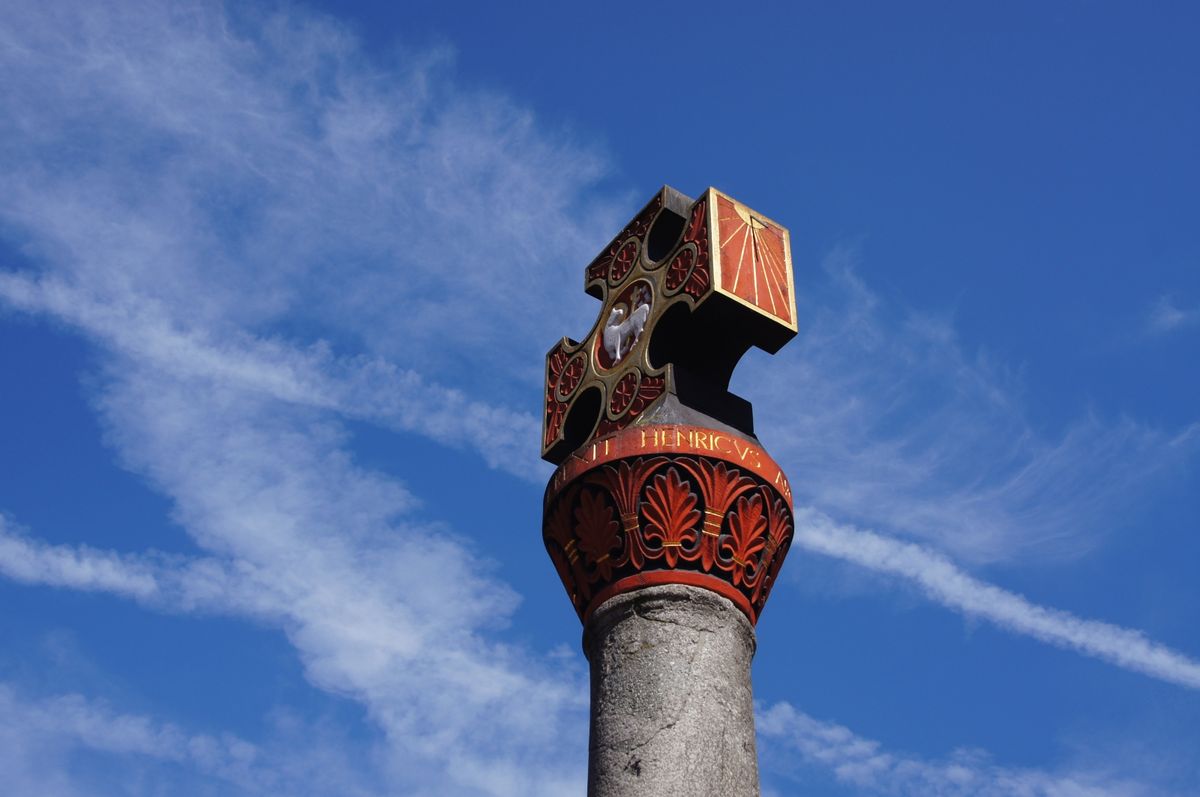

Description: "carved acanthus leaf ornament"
543 424 795 624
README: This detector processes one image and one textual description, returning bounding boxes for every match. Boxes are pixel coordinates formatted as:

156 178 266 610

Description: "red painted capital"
542 424 794 625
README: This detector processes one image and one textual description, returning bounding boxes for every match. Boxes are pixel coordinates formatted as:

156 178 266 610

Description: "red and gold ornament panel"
542 186 796 463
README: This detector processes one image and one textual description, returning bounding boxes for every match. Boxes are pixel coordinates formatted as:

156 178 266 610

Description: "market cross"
540 185 800 797
541 185 798 464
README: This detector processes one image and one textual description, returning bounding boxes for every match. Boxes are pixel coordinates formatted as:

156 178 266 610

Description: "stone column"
542 422 793 797
584 584 759 797
537 184 799 796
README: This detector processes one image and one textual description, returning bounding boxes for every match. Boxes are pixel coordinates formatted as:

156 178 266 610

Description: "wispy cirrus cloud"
1144 294 1200 336
0 272 546 480
746 249 1199 565
758 702 1163 797
9 494 1199 705
0 516 161 601
0 1 1196 795
0 363 589 796
791 508 1200 691
0 0 612 398
1 1 593 793
111 363 590 795
0 682 388 797
0 677 1164 797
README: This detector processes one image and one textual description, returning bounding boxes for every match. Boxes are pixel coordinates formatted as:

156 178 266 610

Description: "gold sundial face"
715 194 795 327
542 186 797 464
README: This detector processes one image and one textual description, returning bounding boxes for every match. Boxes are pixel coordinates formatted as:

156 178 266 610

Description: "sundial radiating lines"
734 221 752 298
720 200 753 298
749 218 772 315
754 221 789 321
720 224 745 249
760 229 783 316
761 249 784 317
717 196 791 323
754 223 788 318
761 230 791 322
719 217 750 296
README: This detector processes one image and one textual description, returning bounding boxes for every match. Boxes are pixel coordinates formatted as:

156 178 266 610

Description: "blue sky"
0 1 1197 795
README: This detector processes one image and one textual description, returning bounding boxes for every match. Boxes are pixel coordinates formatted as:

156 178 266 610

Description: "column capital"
543 423 794 625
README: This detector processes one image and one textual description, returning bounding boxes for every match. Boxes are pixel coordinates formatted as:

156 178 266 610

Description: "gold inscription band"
548 423 788 505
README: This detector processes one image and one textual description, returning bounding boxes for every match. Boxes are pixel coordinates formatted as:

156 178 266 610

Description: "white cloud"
14 512 1194 795
0 2 594 793
745 250 1198 564
0 682 391 797
1 684 256 769
92 363 588 796
0 1 1196 795
793 508 1200 690
0 271 547 480
11 494 1198 704
0 365 589 795
0 516 160 600
1144 295 1199 336
0 0 612 398
758 702 1160 797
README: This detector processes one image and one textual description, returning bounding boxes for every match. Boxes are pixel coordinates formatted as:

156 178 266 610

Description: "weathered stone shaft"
584 584 759 797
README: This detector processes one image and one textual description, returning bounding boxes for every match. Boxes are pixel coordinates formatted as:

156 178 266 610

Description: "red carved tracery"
664 246 695 292
609 239 639 284
556 354 586 398
680 197 711 298
608 371 639 416
584 193 662 289
593 374 665 439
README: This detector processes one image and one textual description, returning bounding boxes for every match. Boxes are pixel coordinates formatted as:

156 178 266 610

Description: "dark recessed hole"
648 300 748 389
645 209 687 262
560 386 601 454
